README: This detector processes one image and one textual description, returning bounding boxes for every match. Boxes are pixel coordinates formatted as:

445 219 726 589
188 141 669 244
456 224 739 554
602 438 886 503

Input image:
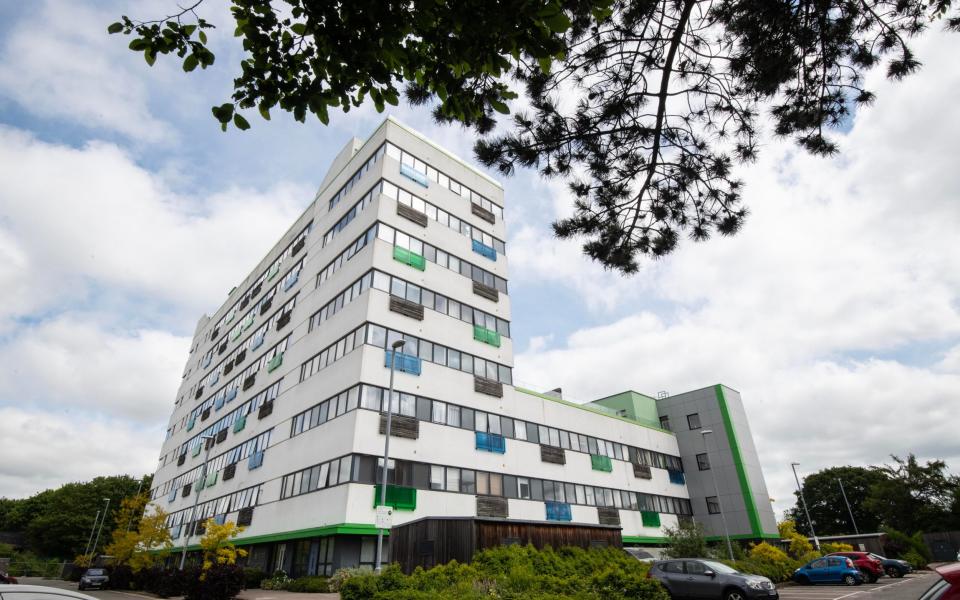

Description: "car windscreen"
701 560 740 574
86 569 105 575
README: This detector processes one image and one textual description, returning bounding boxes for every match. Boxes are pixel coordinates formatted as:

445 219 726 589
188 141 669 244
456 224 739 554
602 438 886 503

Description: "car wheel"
725 588 747 600
795 575 810 586
78 584 85 591
885 567 901 578
843 575 857 586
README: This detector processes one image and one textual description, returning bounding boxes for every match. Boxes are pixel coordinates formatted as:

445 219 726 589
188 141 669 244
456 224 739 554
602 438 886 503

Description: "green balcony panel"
473 325 501 348
393 246 426 271
641 511 661 528
186 416 196 431
233 414 247 433
242 314 255 330
372 484 417 511
195 476 205 491
192 444 201 457
225 312 235 324
590 454 613 472
206 471 218 487
267 352 284 372
230 328 242 341
267 263 280 280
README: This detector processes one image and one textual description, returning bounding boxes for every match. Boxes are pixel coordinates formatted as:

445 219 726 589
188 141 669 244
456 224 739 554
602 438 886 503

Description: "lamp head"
701 429 713 435
391 340 406 350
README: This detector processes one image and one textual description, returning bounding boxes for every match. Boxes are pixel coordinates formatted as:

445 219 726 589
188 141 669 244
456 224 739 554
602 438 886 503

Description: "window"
659 415 671 431
706 496 721 514
696 453 710 471
686 413 701 430
685 561 708 575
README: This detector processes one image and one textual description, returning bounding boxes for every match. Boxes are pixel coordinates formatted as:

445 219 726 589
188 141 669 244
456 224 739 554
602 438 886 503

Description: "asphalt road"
8 577 154 600
777 573 937 600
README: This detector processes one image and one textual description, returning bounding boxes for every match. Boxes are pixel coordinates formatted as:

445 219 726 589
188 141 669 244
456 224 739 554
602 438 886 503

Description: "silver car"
650 559 778 600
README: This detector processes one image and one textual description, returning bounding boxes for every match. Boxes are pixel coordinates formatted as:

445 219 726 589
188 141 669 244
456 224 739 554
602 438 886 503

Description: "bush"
284 576 330 592
243 567 267 589
821 542 854 553
340 546 667 600
663 521 709 558
109 564 133 590
902 550 928 570
331 566 374 592
183 564 245 600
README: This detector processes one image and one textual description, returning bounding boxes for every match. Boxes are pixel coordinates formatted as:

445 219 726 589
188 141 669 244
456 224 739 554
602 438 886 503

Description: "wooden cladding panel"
540 445 566 465
223 463 236 481
474 376 503 398
597 507 621 526
476 496 509 518
379 413 419 439
237 507 254 527
258 400 274 420
472 280 499 302
397 203 429 227
633 464 653 479
389 296 425 321
471 203 496 224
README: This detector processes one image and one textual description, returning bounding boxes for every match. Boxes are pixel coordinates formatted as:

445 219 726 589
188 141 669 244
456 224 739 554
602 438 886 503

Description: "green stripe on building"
715 384 764 537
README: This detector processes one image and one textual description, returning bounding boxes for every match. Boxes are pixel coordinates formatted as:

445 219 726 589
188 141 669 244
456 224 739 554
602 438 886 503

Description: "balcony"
472 325 501 348
384 350 421 375
372 484 417 511
392 246 426 271
545 501 572 522
471 239 497 261
267 352 284 373
590 454 613 472
641 511 661 528
475 432 506 454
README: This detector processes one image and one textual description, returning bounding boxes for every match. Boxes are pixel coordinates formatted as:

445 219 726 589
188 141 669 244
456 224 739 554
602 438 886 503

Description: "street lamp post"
791 462 820 551
375 339 406 574
83 509 101 557
180 434 215 570
701 430 734 560
90 498 111 561
837 478 859 535
126 477 145 532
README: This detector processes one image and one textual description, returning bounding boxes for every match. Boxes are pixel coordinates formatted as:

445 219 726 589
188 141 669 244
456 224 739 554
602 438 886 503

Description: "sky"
0 1 958 522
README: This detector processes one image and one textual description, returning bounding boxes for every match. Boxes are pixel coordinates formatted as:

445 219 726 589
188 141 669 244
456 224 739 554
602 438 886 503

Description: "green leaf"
543 11 571 33
490 99 510 115
199 30 207 44
183 54 199 72
144 49 156 67
538 56 552 74
211 103 234 124
258 103 271 121
128 38 146 51
107 22 123 34
234 113 251 130
291 23 307 35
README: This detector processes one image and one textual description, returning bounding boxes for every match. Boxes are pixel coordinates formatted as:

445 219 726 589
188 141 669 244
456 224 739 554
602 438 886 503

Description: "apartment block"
148 117 776 576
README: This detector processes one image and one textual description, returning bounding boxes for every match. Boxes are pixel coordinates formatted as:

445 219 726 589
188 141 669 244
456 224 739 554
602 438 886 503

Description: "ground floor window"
316 537 335 576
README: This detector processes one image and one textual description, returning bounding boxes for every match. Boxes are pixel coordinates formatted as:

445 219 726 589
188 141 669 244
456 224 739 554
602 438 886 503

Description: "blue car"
793 556 864 586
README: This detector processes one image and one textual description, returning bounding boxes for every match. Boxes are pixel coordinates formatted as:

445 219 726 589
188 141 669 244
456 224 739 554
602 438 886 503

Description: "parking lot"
778 573 936 600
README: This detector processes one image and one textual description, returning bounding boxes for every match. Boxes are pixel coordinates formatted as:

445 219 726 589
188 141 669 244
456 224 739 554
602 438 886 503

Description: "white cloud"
0 406 161 499
512 29 960 517
0 316 188 423
0 1 175 143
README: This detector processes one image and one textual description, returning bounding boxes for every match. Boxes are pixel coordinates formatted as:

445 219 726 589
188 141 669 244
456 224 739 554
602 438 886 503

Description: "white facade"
148 117 696 574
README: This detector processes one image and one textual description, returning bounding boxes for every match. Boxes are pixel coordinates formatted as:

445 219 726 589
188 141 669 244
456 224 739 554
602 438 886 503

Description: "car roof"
0 584 99 599
935 562 960 585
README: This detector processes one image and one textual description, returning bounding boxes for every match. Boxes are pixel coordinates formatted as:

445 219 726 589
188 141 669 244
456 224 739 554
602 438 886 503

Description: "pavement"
12 571 942 600
11 577 339 599
777 572 937 600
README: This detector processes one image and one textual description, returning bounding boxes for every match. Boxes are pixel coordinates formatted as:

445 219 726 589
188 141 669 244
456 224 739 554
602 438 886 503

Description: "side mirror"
704 570 716 578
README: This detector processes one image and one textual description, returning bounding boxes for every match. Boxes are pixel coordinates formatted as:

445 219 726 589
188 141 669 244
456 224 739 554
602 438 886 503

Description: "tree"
103 494 172 571
0 474 150 558
786 466 888 536
198 519 247 574
778 520 814 560
111 1 959 271
864 454 960 534
663 519 709 558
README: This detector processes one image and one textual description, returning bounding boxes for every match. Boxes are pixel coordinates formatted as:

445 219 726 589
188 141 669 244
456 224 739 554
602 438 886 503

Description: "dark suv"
827 552 884 583
649 559 779 600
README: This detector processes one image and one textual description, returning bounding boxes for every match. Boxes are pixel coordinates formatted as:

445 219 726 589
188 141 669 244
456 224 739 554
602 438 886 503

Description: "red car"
920 562 960 600
827 552 884 583
0 571 19 584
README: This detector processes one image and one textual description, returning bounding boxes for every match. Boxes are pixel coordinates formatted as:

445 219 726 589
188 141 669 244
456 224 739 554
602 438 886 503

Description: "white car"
0 584 99 599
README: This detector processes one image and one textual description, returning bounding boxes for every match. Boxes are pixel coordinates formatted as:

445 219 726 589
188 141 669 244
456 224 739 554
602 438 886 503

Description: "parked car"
0 572 18 584
793 556 864 586
918 562 960 600
827 551 884 583
77 567 109 591
0 584 98 598
868 553 913 578
649 558 779 600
